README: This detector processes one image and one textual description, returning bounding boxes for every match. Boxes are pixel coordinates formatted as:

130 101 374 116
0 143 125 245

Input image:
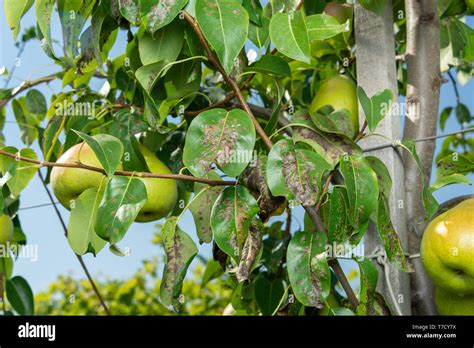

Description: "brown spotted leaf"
287 231 330 308
356 258 380 315
189 172 223 244
141 0 188 34
236 219 263 282
160 217 198 307
240 154 285 222
267 139 332 206
95 176 147 244
210 186 260 262
183 108 256 178
292 110 357 168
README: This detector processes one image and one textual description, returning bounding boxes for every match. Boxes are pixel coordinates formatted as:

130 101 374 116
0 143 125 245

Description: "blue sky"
0 4 473 295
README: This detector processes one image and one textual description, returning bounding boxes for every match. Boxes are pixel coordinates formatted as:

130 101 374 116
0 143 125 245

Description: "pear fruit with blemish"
50 142 178 222
421 198 474 295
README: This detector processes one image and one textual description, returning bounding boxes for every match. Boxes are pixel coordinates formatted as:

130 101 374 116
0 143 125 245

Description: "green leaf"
325 186 355 246
246 55 291 77
73 131 124 177
42 116 66 162
356 258 379 315
287 230 330 308
57 0 95 57
119 0 141 25
4 0 34 40
195 0 249 74
141 0 188 34
0 147 38 197
311 105 355 139
261 237 286 274
431 173 471 191
12 98 39 146
6 276 34 315
189 173 223 244
339 155 379 229
357 87 393 132
329 307 355 316
269 11 310 63
138 19 185 65
306 14 350 41
249 15 270 47
160 216 198 306
36 0 58 59
358 0 387 16
210 186 259 262
439 107 453 131
242 0 262 25
183 108 256 178
68 187 107 256
400 140 439 218
25 89 47 116
95 176 147 244
255 276 285 316
455 103 471 124
267 138 332 206
0 256 13 279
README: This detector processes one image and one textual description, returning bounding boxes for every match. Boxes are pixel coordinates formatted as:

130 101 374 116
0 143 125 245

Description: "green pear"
309 75 359 138
0 214 14 245
51 142 178 222
51 142 119 209
421 198 474 294
134 144 178 222
435 286 474 315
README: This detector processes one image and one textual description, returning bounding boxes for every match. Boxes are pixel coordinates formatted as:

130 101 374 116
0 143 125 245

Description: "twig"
0 73 57 109
0 149 235 187
37 169 111 316
363 127 474 153
447 70 460 103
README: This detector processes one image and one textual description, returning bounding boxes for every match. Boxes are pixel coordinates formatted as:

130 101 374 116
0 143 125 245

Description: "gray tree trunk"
355 0 411 315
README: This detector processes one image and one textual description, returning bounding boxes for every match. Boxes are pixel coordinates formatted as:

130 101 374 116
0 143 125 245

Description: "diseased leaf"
160 216 198 306
119 0 141 25
195 0 249 73
210 186 259 262
189 172 223 244
183 108 256 178
95 176 147 244
12 98 39 146
311 105 354 139
339 155 379 229
431 173 472 191
356 258 379 315
73 131 124 177
436 153 474 178
236 219 263 282
36 0 58 59
306 14 350 41
6 276 34 315
292 110 355 168
68 187 108 256
324 187 356 246
267 139 332 206
141 0 188 34
357 87 393 133
287 231 330 308
269 11 310 63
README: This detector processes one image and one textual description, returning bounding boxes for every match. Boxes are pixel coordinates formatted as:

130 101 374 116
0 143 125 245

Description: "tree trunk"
404 0 441 315
355 0 411 315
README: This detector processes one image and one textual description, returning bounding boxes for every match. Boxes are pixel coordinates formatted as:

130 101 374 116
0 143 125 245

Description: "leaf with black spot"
236 218 264 282
267 139 332 206
210 186 259 262
160 216 198 307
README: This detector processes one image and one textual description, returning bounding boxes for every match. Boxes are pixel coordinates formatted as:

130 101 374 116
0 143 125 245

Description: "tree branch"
404 0 441 315
37 169 111 316
0 149 235 187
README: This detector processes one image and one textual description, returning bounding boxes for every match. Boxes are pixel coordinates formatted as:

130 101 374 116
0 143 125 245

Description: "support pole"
355 0 411 315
